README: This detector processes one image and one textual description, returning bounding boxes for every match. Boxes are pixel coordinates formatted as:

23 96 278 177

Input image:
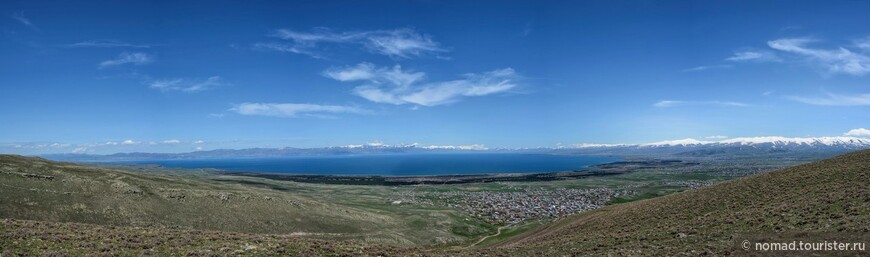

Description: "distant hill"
41 145 492 162
481 149 870 255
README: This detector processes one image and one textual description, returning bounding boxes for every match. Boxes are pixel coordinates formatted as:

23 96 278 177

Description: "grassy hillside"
1 218 411 256
1 150 867 256
0 154 494 249
482 149 870 255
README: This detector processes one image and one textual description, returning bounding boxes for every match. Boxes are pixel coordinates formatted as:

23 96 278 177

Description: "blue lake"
129 153 619 176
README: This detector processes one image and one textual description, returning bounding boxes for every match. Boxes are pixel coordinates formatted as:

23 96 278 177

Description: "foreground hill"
482 149 870 255
0 154 494 255
1 150 868 256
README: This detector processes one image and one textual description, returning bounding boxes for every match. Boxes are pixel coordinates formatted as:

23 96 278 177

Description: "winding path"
469 225 508 247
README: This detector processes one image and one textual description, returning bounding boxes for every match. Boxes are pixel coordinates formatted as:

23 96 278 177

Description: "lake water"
130 153 619 176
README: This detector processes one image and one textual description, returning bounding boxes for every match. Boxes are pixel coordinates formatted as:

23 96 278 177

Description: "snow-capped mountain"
717 136 870 147
41 136 870 162
566 136 870 157
339 142 488 150
640 138 713 147
578 136 870 148
645 136 870 148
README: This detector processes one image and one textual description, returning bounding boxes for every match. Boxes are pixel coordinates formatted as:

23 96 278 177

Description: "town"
392 187 637 224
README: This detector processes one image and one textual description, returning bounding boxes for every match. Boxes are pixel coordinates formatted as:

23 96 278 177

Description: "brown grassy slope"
479 149 870 256
0 154 376 234
0 218 416 257
0 154 490 247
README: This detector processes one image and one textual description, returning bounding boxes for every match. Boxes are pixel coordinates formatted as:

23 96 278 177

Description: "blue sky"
1 0 869 154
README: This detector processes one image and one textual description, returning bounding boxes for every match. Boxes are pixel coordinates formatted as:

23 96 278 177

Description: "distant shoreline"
212 159 696 185
212 169 620 185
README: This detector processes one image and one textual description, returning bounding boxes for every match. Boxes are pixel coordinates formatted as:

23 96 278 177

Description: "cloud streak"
11 12 38 31
788 92 870 106
681 65 732 72
99 52 153 68
325 63 518 106
148 76 226 93
257 28 447 59
324 63 425 88
765 38 870 76
231 103 366 118
66 40 154 48
854 37 870 51
252 42 323 59
653 100 751 108
726 50 780 62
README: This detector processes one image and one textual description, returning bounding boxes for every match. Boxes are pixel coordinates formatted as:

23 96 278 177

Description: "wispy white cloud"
725 50 780 62
66 40 154 48
121 140 139 145
352 86 407 105
419 144 487 150
653 100 751 108
704 135 729 139
257 28 447 59
99 52 153 68
854 37 870 51
652 100 681 108
11 12 38 31
252 42 324 59
844 128 870 137
7 142 58 148
193 140 205 144
641 138 713 146
400 73 516 106
325 63 517 106
521 22 532 37
766 38 870 76
681 64 732 72
340 141 488 150
324 63 425 88
362 29 445 58
230 103 366 118
788 92 870 106
573 143 630 148
148 76 226 93
162 139 181 144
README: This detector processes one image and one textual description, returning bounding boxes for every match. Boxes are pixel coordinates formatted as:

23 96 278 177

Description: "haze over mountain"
39 135 870 162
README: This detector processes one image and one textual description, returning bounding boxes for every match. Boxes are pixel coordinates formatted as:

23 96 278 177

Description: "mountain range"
39 136 870 162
